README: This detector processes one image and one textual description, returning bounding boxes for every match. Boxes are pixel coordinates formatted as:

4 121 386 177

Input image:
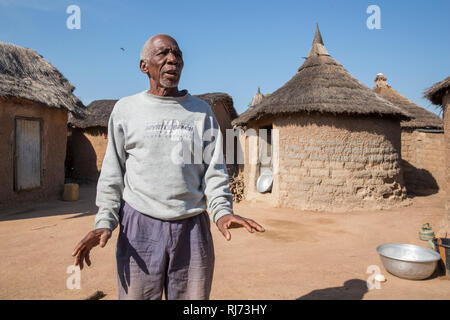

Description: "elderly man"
72 34 264 300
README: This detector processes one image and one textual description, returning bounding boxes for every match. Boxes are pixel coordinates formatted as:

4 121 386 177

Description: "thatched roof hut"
424 76 450 232
373 73 444 194
232 25 410 211
373 73 442 129
68 99 116 129
424 76 450 107
233 25 409 128
0 41 85 208
0 41 86 118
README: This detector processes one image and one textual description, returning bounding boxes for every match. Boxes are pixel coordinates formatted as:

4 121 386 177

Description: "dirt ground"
0 184 449 300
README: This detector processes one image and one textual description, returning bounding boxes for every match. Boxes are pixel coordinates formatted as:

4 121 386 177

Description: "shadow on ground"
296 279 368 300
0 183 98 222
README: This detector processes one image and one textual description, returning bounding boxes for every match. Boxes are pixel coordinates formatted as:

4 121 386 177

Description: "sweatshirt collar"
141 90 190 104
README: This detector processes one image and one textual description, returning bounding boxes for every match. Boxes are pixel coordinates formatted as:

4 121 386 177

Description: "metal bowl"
256 170 273 193
376 243 441 280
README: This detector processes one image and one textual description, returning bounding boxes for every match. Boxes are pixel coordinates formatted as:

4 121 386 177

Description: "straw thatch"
69 92 237 128
424 76 450 106
373 73 443 129
69 99 117 128
249 87 265 107
232 25 410 127
195 92 238 120
0 41 86 118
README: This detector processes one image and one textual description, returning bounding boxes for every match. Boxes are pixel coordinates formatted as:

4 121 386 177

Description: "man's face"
145 37 184 89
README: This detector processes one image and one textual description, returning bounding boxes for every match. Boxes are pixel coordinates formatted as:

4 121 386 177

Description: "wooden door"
15 118 41 190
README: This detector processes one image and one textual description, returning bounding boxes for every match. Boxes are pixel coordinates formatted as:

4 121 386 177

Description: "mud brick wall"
68 127 108 183
401 129 445 194
275 114 406 212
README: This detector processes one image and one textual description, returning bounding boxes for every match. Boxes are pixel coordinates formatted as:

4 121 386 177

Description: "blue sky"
1 0 449 115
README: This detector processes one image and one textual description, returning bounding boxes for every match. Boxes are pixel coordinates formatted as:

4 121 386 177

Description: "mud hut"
425 76 450 230
67 99 116 183
67 92 238 182
232 25 410 211
0 41 85 208
373 73 444 194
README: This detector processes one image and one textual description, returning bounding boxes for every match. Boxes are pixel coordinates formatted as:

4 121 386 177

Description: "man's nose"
167 52 178 64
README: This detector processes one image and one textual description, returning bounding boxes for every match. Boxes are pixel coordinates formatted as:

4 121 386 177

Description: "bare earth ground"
0 184 449 300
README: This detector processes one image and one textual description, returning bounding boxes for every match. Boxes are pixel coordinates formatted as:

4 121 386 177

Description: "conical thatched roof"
232 25 410 127
249 87 264 107
373 73 443 129
69 92 237 128
68 99 117 128
0 41 86 118
424 76 450 107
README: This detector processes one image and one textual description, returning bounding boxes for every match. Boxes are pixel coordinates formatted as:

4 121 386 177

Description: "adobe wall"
401 129 445 194
0 97 67 208
69 127 107 183
242 113 407 212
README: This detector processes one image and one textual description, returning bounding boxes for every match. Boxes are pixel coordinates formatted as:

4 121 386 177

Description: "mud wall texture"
401 129 445 194
68 127 107 183
0 98 67 208
242 113 407 212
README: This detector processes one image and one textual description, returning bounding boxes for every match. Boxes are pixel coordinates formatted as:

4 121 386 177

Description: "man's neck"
148 86 184 97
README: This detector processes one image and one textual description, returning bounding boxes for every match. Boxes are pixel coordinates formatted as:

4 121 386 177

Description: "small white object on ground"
375 274 386 282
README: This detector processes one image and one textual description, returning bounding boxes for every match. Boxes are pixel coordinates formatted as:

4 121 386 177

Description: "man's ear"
139 59 148 74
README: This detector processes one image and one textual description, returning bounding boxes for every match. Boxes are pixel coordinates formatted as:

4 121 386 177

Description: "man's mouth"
163 70 179 76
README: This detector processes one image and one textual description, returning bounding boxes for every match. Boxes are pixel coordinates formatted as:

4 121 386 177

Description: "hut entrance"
257 124 273 193
14 118 41 191
259 125 273 174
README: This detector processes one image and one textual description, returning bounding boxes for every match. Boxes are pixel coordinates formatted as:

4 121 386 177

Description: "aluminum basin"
376 243 440 280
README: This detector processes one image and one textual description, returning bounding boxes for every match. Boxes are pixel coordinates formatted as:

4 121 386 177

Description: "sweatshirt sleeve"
94 109 127 231
202 112 234 224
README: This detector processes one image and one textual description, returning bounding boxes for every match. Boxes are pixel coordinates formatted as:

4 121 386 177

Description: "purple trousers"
116 201 215 300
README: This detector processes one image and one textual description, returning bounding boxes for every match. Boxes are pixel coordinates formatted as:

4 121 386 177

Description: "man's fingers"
74 252 80 267
79 248 90 270
229 217 253 233
99 231 111 248
72 242 85 257
85 250 91 267
246 219 265 232
217 222 231 241
78 251 85 270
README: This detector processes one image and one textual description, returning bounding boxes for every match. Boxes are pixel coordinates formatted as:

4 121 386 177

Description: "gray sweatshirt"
94 90 233 231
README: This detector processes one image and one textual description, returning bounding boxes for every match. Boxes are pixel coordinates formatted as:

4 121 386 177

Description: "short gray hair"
140 35 157 62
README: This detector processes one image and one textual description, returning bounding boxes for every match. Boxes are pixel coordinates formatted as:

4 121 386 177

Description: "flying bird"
120 47 125 51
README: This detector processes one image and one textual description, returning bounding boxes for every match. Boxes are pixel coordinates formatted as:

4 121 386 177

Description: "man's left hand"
216 214 265 241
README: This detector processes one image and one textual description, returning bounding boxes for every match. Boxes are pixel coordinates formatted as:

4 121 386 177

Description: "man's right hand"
72 228 112 270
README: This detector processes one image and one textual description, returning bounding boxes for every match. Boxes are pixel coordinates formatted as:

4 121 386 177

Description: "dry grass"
0 41 86 118
233 25 410 127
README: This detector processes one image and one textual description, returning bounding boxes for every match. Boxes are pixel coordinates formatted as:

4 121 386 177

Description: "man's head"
140 34 184 96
